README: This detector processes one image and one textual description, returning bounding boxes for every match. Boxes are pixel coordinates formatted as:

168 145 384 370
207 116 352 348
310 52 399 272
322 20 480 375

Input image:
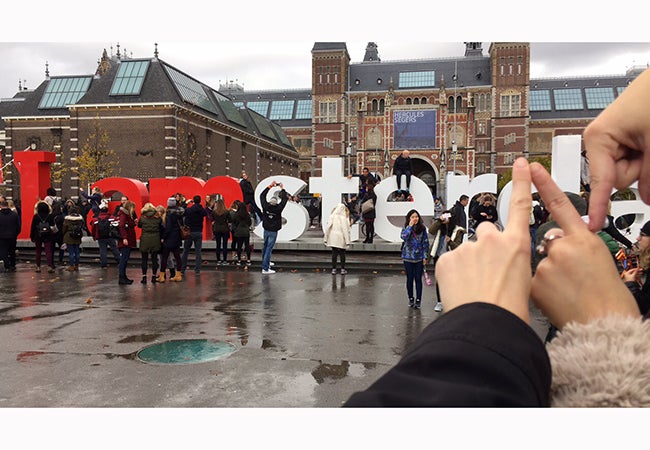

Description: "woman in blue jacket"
400 209 429 309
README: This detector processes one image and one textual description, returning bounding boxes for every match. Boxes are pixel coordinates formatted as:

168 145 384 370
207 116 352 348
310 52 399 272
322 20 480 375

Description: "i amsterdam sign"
12 135 650 243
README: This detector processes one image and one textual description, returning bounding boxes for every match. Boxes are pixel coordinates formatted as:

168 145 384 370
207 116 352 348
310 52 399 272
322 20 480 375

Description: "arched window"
413 98 420 105
456 95 462 112
406 98 412 105
379 99 385 114
421 97 427 104
449 96 455 111
372 99 378 114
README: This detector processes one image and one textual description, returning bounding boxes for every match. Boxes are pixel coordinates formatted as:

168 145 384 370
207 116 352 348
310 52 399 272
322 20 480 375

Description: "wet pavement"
0 245 550 408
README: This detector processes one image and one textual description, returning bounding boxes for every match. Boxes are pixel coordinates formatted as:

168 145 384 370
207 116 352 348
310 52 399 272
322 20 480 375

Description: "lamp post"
346 144 352 174
452 60 458 174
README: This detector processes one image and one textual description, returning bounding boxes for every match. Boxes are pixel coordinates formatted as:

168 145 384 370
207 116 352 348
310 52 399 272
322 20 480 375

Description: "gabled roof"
349 55 492 92
0 51 297 153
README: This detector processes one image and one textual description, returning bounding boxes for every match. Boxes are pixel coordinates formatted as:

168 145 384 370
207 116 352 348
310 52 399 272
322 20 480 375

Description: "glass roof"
250 111 276 140
269 100 294 120
110 60 150 96
38 76 92 109
246 101 269 116
585 87 615 109
164 64 219 115
553 88 584 110
295 99 312 119
272 122 292 146
212 90 247 127
530 90 552 111
399 71 436 89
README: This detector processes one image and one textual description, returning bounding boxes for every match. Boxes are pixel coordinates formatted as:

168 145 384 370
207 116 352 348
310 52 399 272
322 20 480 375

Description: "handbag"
361 198 375 214
180 225 191 240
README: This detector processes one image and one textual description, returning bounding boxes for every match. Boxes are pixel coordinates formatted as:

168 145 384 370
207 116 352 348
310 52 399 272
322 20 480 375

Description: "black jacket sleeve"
344 303 551 407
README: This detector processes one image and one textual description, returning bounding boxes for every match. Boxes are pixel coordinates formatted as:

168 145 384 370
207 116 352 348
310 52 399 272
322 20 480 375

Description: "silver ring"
536 234 563 255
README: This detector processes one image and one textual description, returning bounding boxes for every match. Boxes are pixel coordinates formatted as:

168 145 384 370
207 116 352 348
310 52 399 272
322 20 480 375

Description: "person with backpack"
0 198 20 272
180 195 208 275
157 197 185 283
29 200 56 273
62 205 84 271
211 197 231 266
138 202 163 284
116 200 138 285
89 200 120 269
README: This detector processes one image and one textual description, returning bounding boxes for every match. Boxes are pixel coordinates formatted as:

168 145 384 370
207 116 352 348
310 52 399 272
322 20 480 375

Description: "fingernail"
514 157 527 167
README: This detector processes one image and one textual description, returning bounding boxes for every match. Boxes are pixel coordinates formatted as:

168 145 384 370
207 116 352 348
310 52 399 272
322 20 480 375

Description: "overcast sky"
1 2 649 99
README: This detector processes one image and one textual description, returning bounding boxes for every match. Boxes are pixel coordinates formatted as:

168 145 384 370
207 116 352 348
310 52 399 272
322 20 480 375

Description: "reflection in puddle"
0 307 87 326
16 351 44 362
117 333 162 344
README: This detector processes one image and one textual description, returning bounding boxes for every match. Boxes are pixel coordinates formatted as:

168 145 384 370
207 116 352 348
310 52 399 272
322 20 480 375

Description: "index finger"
585 147 616 231
504 157 533 234
530 162 587 235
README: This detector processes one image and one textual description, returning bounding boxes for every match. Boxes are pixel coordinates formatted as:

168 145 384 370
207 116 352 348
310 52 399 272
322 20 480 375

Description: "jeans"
181 231 203 273
395 169 412 191
214 231 229 262
262 229 278 271
118 247 131 279
68 244 81 267
403 260 424 300
98 238 120 267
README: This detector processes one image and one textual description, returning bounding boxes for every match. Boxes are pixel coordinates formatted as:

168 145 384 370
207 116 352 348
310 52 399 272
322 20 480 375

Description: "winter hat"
269 196 278 206
641 221 650 236
167 197 177 207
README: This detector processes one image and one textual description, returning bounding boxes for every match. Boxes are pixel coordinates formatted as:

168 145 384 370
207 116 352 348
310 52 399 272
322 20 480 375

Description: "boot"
170 272 183 282
141 275 147 284
156 272 166 283
151 274 158 283
74 264 79 271
118 277 134 285
66 265 75 272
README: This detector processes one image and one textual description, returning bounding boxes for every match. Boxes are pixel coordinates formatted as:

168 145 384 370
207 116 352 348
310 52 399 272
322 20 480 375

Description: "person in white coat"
323 203 352 274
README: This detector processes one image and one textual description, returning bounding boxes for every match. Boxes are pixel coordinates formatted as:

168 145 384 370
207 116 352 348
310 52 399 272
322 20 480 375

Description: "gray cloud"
2 42 650 99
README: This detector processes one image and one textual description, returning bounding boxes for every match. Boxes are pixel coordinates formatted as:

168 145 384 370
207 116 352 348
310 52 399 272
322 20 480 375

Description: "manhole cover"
136 339 236 365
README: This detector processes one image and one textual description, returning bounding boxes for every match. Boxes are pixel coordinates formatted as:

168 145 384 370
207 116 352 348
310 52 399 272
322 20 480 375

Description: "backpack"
96 217 111 239
37 217 51 238
70 222 83 239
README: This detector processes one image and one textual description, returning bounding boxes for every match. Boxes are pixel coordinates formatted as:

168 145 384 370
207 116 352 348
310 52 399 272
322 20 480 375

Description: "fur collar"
548 315 650 407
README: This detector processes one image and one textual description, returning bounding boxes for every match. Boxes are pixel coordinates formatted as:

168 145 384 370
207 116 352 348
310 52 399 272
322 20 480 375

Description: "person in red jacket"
116 200 137 285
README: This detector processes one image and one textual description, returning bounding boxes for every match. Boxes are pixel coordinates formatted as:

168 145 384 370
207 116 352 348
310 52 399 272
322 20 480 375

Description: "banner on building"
393 109 437 149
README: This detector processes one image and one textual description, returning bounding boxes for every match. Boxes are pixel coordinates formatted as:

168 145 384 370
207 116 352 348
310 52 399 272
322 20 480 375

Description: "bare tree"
75 116 121 188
